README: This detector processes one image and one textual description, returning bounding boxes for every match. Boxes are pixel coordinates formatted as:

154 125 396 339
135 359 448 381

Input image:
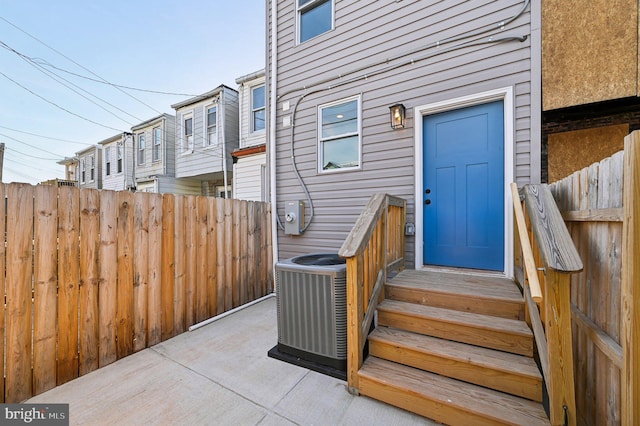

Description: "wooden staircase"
357 269 550 425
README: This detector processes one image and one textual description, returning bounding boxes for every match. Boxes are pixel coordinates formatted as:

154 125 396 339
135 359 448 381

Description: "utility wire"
0 70 127 132
5 146 60 161
0 131 69 157
0 16 163 115
0 125 92 145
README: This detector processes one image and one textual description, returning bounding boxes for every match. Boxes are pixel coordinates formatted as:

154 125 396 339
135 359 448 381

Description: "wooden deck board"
359 357 549 426
369 327 542 401
377 300 533 356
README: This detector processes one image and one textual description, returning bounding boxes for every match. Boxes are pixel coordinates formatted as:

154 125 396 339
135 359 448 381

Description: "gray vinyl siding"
271 0 538 267
101 140 124 191
233 152 266 201
174 88 238 180
76 146 102 189
160 176 202 195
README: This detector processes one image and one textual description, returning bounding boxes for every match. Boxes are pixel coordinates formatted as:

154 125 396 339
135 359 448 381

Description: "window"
206 106 217 146
105 147 111 176
298 0 333 43
89 155 95 181
153 127 161 162
183 114 194 153
318 97 360 172
137 133 146 165
252 85 265 132
117 145 123 173
81 159 86 183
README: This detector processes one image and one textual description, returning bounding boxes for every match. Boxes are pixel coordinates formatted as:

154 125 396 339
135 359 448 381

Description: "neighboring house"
232 69 267 201
542 0 640 182
268 0 540 274
75 145 102 189
99 132 134 191
131 114 200 194
56 156 79 185
171 85 239 197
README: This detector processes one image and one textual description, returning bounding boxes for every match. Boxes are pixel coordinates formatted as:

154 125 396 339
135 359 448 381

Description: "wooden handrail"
339 193 406 394
512 183 582 426
510 183 543 302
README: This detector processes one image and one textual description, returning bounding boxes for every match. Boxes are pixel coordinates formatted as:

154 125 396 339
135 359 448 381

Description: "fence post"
346 254 364 395
622 130 640 426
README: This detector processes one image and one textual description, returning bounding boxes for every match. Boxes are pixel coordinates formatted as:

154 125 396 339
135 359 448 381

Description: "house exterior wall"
235 69 267 201
132 114 176 189
136 176 202 195
233 152 267 201
100 133 134 191
173 87 239 181
269 0 539 266
76 146 102 189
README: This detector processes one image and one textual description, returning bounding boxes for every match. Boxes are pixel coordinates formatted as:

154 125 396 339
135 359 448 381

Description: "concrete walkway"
28 297 435 425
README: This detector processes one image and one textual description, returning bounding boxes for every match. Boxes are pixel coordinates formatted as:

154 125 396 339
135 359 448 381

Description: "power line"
0 70 127 132
0 131 67 157
0 40 142 123
0 125 92 145
0 15 163 115
5 146 60 160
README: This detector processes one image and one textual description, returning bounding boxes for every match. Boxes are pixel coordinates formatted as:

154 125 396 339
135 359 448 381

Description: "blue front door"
423 101 504 271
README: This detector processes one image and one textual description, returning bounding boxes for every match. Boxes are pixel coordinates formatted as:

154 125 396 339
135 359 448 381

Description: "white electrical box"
284 200 304 235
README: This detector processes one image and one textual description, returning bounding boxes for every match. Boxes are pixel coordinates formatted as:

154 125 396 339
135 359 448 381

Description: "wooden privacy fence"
549 130 639 425
0 183 273 403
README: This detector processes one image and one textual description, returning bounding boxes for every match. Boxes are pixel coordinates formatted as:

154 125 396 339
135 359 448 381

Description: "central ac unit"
275 253 347 371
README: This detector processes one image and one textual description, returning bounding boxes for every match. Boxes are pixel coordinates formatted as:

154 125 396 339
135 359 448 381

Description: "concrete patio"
27 296 435 425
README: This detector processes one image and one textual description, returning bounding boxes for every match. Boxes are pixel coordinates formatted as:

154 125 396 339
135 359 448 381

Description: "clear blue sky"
0 0 266 184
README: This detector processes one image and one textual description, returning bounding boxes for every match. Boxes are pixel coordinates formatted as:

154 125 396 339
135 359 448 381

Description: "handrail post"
622 130 640 426
545 269 576 426
346 254 364 394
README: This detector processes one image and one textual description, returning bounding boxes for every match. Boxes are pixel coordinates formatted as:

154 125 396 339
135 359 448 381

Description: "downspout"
221 90 229 198
269 0 279 265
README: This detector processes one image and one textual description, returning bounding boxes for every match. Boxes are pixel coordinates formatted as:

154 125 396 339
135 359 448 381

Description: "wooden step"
377 300 533 356
358 357 549 426
369 327 542 401
386 269 524 320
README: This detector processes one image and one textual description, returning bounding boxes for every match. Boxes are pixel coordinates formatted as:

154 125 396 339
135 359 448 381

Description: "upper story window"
318 96 360 173
182 113 194 153
251 85 265 132
89 155 95 181
117 145 123 173
105 147 111 176
153 127 162 162
137 133 146 165
206 106 217 147
298 0 333 43
81 159 86 183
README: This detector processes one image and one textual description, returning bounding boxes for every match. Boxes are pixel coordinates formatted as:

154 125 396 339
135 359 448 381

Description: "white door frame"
413 87 514 277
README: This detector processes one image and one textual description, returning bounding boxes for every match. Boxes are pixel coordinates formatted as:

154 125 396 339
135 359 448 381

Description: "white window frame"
89 155 95 182
137 132 146 165
117 145 123 174
317 95 362 174
181 111 194 154
204 104 218 147
152 126 162 162
297 0 334 44
81 159 86 183
105 147 111 176
251 85 266 133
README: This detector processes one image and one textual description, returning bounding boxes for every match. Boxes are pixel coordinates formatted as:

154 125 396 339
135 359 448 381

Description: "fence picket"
161 194 175 341
0 184 5 403
57 186 80 386
207 198 218 317
173 195 186 334
184 195 197 328
196 196 208 323
5 184 34 402
33 185 57 395
79 189 100 374
99 190 118 367
117 191 134 359
147 193 163 346
133 192 149 353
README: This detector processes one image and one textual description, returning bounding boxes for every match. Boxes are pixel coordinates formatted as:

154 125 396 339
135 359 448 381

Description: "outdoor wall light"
389 103 406 129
